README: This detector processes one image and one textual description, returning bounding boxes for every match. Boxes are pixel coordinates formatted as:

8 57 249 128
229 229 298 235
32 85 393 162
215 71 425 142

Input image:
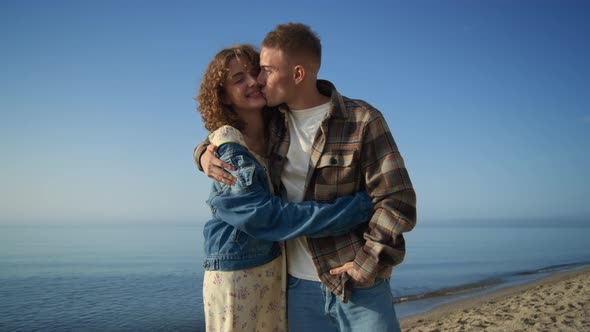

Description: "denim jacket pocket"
229 227 247 244
223 155 255 194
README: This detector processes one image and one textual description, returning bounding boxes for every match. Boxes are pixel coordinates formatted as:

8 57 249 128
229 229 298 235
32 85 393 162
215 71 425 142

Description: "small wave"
394 260 590 304
394 278 502 303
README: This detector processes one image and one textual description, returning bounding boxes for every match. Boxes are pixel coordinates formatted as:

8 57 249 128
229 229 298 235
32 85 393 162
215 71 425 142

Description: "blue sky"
1 1 588 225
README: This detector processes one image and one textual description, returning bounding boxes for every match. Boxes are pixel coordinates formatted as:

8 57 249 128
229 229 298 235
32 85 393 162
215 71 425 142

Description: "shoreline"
394 261 590 318
394 261 590 305
400 266 590 331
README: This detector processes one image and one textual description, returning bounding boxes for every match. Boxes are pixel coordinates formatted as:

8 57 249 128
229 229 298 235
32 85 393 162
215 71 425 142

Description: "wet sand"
401 267 590 331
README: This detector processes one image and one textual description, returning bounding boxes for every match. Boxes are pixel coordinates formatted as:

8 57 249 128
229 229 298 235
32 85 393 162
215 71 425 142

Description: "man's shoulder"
340 96 385 122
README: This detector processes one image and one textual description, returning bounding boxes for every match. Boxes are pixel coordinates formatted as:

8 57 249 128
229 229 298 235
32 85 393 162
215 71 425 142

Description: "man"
196 23 416 332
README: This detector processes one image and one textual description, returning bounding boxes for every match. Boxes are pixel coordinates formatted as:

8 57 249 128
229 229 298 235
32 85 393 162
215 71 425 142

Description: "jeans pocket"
353 278 387 291
287 275 301 289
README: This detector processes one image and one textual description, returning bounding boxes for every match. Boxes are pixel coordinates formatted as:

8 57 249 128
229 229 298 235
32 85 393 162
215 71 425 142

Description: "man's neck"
288 82 330 111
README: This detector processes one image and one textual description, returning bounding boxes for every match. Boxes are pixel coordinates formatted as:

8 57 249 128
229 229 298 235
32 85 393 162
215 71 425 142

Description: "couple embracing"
194 23 416 332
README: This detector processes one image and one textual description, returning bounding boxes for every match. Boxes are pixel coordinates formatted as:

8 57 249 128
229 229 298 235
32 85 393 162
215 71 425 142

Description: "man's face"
258 47 295 107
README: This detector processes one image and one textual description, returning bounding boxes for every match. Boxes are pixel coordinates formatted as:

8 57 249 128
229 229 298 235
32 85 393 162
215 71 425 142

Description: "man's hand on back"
201 144 237 186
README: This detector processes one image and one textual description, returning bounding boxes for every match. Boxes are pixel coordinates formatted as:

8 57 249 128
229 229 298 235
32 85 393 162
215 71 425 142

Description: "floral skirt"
202 256 286 332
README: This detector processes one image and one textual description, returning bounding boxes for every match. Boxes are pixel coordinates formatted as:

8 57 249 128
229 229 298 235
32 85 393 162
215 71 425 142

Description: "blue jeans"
287 275 401 332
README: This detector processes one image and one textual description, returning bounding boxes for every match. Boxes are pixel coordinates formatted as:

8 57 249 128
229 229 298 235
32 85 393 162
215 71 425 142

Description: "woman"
196 45 372 331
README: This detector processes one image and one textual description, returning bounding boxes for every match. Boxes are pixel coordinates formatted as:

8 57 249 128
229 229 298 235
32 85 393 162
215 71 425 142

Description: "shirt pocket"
314 149 359 201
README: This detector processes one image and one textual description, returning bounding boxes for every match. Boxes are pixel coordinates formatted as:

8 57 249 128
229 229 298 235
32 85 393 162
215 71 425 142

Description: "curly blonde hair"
196 44 260 132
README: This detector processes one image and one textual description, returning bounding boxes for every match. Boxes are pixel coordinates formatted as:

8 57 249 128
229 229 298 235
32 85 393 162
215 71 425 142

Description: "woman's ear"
221 92 231 106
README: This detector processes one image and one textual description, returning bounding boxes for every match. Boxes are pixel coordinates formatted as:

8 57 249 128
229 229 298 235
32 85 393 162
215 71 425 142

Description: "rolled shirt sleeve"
352 112 416 282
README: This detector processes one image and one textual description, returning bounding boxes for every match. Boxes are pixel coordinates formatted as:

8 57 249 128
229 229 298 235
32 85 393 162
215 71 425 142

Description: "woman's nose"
247 75 258 86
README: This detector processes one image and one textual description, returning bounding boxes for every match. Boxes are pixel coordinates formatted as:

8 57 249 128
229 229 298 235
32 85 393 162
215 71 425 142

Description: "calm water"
1 222 589 331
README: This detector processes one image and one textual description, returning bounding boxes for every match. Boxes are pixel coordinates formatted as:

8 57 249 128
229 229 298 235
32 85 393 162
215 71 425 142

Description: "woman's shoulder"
208 126 251 159
208 125 247 148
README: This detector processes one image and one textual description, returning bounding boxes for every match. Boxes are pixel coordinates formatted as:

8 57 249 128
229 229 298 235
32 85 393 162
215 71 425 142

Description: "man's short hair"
262 23 322 66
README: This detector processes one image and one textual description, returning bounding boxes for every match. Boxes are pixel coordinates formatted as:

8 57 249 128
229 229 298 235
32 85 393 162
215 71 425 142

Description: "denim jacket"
203 126 372 271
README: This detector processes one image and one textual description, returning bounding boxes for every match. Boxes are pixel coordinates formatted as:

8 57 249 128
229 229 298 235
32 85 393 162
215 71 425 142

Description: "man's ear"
293 65 305 84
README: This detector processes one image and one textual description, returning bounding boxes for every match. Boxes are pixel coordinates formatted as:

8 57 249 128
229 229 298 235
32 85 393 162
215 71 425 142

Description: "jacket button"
330 157 338 165
203 261 210 269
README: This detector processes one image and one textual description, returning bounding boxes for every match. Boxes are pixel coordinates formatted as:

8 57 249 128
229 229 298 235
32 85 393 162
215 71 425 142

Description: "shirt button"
330 157 338 165
203 261 210 269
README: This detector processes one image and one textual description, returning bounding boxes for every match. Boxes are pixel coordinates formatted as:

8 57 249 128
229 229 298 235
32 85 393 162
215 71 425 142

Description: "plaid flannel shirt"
267 80 416 302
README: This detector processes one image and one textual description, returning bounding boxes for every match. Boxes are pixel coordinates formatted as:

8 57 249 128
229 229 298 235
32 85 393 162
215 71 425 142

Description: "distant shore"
400 267 590 331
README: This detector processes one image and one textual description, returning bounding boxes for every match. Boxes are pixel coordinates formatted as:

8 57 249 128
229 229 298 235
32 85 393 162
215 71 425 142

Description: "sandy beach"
401 267 590 331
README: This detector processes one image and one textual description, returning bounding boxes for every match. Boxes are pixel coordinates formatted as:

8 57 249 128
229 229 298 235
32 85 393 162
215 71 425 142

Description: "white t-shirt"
283 101 331 281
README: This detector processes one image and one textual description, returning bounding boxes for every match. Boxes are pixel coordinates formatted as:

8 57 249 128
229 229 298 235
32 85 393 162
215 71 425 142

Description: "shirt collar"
278 79 349 119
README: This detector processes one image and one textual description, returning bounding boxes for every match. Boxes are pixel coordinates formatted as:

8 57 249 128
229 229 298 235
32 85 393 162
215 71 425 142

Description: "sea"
1 221 589 331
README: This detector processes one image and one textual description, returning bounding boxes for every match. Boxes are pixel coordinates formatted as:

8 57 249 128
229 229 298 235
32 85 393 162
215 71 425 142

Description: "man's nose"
257 72 266 86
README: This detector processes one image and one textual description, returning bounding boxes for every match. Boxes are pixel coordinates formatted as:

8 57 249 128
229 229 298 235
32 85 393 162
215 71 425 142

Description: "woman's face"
222 56 266 113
